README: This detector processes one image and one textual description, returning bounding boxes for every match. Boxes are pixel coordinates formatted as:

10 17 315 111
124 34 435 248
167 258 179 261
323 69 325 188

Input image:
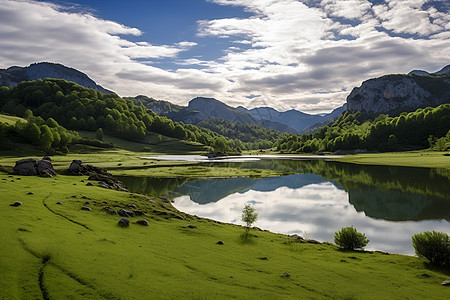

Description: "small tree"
412 231 450 267
242 204 258 232
96 128 104 141
334 226 369 251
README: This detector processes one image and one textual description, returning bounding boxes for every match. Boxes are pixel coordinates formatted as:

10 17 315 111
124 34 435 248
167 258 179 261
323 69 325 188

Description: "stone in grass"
27 192 34 195
188 225 197 229
86 182 94 186
56 201 63 205
281 272 291 278
10 201 22 207
81 207 92 211
136 219 149 226
118 218 130 228
442 280 450 286
216 241 224 245
118 209 135 217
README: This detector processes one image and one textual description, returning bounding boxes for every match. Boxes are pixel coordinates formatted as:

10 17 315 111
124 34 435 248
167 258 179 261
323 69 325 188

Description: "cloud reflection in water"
173 181 449 255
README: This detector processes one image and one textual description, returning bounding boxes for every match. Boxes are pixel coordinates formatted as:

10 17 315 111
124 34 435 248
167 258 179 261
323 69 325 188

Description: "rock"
81 207 92 211
71 195 78 198
42 156 51 162
10 201 22 207
127 204 137 209
148 199 156 203
188 225 197 229
216 241 224 245
346 73 449 115
88 173 128 192
136 219 149 226
13 157 56 177
118 209 135 217
13 158 38 176
281 272 291 278
103 207 117 215
56 201 63 205
86 182 94 186
133 210 145 216
118 218 130 228
37 160 56 177
69 160 83 172
442 280 450 286
39 169 54 178
27 192 34 195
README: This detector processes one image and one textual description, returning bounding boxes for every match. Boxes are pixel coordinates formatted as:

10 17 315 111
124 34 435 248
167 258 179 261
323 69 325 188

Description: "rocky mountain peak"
347 67 450 115
0 62 112 94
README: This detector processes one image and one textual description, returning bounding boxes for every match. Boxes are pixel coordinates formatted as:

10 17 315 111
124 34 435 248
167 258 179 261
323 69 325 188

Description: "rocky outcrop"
67 160 128 192
13 157 56 177
347 71 450 115
0 62 112 94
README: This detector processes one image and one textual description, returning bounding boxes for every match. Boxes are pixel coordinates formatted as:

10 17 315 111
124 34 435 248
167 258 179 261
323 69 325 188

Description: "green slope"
1 172 448 299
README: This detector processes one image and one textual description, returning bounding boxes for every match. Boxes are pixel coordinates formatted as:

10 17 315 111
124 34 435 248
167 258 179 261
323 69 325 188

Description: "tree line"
275 104 450 153
0 79 250 153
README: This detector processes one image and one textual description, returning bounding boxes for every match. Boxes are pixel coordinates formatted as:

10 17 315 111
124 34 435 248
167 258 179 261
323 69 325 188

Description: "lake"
118 158 450 255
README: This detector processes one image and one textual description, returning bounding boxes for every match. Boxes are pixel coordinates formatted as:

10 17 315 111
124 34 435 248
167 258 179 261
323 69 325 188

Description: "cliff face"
0 62 112 94
347 71 450 115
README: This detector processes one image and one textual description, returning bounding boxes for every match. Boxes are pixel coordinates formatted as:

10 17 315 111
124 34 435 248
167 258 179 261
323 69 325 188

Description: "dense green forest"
275 104 450 153
0 79 248 153
197 118 288 144
0 113 81 152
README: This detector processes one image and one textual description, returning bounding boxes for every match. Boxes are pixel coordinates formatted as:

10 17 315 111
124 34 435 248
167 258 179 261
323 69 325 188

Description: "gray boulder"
118 209 135 217
37 160 56 177
13 158 38 176
136 219 149 226
118 218 130 228
10 201 22 207
13 157 56 177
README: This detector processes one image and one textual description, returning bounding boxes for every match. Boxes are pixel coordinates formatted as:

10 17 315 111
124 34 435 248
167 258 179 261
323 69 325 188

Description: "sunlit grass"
334 150 450 169
1 172 449 299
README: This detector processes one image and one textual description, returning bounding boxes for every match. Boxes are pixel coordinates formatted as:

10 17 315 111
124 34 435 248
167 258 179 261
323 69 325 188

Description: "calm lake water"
118 159 450 255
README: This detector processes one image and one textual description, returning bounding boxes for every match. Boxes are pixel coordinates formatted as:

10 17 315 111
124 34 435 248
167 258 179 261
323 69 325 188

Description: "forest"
275 104 450 153
0 79 248 153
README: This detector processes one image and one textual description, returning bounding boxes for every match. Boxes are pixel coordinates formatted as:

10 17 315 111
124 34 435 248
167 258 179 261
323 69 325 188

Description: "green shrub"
412 231 450 267
334 226 369 251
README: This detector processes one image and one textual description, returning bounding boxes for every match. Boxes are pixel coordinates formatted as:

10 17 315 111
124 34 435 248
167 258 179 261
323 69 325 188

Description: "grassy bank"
1 172 448 299
333 150 450 169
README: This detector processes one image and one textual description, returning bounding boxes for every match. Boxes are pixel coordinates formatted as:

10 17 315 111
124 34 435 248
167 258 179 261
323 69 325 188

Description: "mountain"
133 96 299 133
238 104 346 133
408 65 450 76
0 62 112 94
347 66 450 115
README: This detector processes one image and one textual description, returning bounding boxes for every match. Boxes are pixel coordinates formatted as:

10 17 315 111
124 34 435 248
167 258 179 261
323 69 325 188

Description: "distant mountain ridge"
408 65 450 76
133 95 345 134
0 62 112 94
347 65 450 115
238 105 346 133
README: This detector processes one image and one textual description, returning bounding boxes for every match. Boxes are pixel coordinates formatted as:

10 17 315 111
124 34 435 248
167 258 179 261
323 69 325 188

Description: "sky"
0 0 449 114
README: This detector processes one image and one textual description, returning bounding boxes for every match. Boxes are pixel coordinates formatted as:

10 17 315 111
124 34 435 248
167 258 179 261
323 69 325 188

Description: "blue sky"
1 0 449 113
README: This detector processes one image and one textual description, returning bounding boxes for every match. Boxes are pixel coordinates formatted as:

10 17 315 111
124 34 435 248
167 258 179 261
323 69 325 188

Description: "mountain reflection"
118 160 450 254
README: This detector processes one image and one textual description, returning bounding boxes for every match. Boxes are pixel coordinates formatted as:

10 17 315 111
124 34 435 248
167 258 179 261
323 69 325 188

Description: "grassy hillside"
1 172 448 299
0 114 26 125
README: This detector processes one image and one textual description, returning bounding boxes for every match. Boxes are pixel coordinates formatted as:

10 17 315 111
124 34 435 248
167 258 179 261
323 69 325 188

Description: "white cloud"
321 0 373 20
0 0 449 114
373 0 448 36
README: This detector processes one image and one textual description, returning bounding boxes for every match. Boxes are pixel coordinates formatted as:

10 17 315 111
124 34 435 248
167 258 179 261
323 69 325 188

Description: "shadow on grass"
423 262 450 276
239 231 257 245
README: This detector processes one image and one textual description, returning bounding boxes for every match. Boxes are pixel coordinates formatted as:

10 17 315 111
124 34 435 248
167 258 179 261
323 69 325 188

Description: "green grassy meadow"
333 150 450 169
0 114 26 125
1 133 450 299
1 172 449 299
